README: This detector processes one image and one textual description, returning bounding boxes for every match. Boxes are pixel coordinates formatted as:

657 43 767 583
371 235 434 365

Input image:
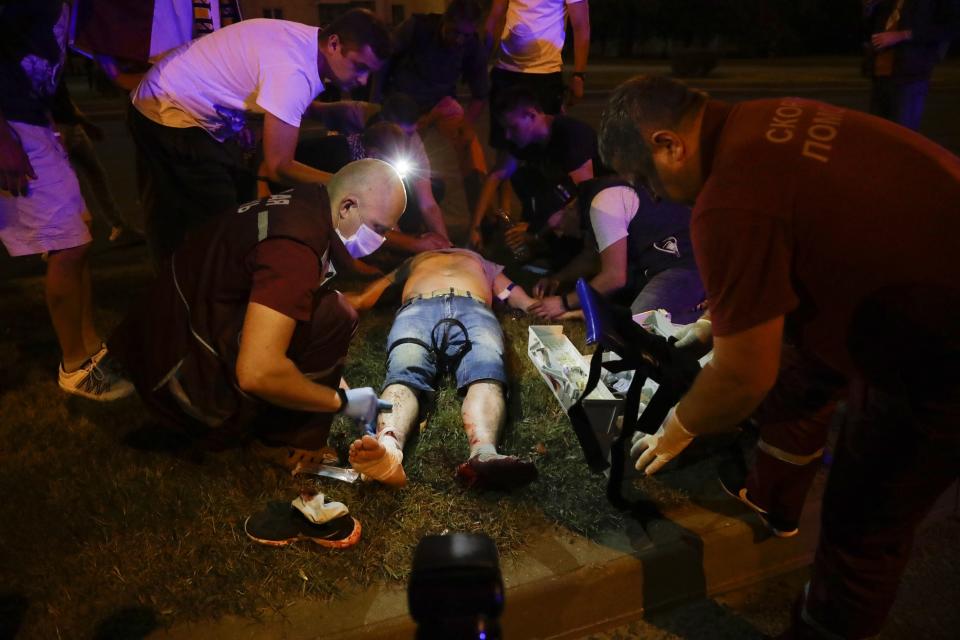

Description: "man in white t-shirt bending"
129 9 391 262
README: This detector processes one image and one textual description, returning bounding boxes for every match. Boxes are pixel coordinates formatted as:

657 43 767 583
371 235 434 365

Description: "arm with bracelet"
492 272 536 312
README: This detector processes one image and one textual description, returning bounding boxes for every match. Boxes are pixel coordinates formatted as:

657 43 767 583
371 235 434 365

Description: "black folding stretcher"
567 279 702 511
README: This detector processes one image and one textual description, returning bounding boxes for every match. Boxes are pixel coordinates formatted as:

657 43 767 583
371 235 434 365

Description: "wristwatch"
572 71 586 81
336 388 349 413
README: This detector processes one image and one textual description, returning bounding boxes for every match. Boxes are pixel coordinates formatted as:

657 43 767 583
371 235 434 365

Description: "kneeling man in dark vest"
110 160 407 468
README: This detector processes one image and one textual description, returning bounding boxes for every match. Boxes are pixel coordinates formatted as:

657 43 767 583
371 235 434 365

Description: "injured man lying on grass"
345 249 539 491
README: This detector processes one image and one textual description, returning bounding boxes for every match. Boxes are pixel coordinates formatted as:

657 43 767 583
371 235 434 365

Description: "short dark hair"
493 86 542 121
380 92 421 127
361 121 408 158
444 0 483 24
320 8 392 61
598 75 708 175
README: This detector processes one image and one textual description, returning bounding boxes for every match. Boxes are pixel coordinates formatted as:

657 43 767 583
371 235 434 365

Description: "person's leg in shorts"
349 298 442 487
630 267 705 325
451 298 537 490
0 121 131 400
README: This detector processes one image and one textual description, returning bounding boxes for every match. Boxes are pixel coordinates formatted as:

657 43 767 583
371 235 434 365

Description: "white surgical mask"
336 222 386 258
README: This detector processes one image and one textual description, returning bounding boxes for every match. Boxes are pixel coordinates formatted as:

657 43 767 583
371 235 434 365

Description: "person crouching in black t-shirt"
467 87 598 270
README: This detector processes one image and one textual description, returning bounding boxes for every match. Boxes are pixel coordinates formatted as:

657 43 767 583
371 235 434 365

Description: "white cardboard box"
527 325 622 449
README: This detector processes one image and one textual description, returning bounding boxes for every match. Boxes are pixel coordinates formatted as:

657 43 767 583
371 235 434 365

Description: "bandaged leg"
348 384 418 487
349 433 406 487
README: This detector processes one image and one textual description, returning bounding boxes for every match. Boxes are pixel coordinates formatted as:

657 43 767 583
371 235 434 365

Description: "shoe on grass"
244 501 361 549
455 454 538 491
58 346 134 401
719 458 799 538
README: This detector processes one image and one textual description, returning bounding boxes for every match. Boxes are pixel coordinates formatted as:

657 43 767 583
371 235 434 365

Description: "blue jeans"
869 77 929 131
383 294 507 393
630 267 705 325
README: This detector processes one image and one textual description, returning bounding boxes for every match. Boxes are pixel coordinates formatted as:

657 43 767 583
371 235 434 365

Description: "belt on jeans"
402 288 476 305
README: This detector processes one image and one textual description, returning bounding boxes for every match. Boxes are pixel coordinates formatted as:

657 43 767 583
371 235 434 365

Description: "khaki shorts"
0 121 91 257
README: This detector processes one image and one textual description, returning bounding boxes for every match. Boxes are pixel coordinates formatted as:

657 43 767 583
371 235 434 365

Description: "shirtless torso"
402 250 495 305
347 249 533 314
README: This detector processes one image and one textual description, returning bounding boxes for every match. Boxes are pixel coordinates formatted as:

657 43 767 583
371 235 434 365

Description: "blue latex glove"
341 388 393 435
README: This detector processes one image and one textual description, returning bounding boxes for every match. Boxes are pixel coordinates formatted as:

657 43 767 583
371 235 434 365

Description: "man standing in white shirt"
484 0 590 151
128 9 392 262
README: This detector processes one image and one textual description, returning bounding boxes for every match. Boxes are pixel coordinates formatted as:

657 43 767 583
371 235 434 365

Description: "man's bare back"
402 250 495 305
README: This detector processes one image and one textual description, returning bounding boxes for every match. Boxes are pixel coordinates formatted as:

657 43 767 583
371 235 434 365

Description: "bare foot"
348 434 407 488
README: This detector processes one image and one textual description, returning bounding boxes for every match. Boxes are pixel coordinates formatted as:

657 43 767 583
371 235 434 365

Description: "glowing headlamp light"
391 157 414 180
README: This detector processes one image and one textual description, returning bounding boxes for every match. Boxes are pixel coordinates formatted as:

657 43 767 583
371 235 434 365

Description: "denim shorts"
383 294 506 393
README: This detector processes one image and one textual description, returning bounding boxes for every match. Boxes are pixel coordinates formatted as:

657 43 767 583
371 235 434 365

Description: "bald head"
328 158 407 236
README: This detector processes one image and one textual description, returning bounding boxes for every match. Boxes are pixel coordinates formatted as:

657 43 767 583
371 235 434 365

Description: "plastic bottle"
495 208 531 261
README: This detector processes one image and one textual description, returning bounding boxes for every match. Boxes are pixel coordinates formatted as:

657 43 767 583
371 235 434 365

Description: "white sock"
469 443 499 460
292 492 348 524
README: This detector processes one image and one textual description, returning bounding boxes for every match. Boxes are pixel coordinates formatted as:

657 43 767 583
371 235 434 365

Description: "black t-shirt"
510 115 600 184
385 13 489 112
0 0 69 125
294 134 359 173
509 115 605 229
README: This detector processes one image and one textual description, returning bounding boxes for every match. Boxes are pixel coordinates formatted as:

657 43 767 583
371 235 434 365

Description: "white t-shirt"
133 19 324 140
589 185 639 252
496 0 584 74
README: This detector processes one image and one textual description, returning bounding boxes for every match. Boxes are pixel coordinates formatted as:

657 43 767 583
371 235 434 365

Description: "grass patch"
0 246 708 639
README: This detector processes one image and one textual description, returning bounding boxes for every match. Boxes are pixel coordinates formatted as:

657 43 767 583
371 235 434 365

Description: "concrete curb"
152 476 958 640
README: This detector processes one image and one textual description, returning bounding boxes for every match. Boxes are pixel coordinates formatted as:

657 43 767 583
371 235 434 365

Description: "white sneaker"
58 347 134 401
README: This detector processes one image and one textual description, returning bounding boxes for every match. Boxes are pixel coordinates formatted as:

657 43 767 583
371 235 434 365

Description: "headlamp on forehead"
390 156 414 180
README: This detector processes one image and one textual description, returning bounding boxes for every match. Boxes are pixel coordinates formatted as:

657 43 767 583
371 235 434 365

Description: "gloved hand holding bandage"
630 406 696 475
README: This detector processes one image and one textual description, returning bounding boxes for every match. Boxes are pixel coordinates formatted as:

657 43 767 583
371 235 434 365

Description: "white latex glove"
630 407 696 475
673 317 713 350
341 387 379 427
